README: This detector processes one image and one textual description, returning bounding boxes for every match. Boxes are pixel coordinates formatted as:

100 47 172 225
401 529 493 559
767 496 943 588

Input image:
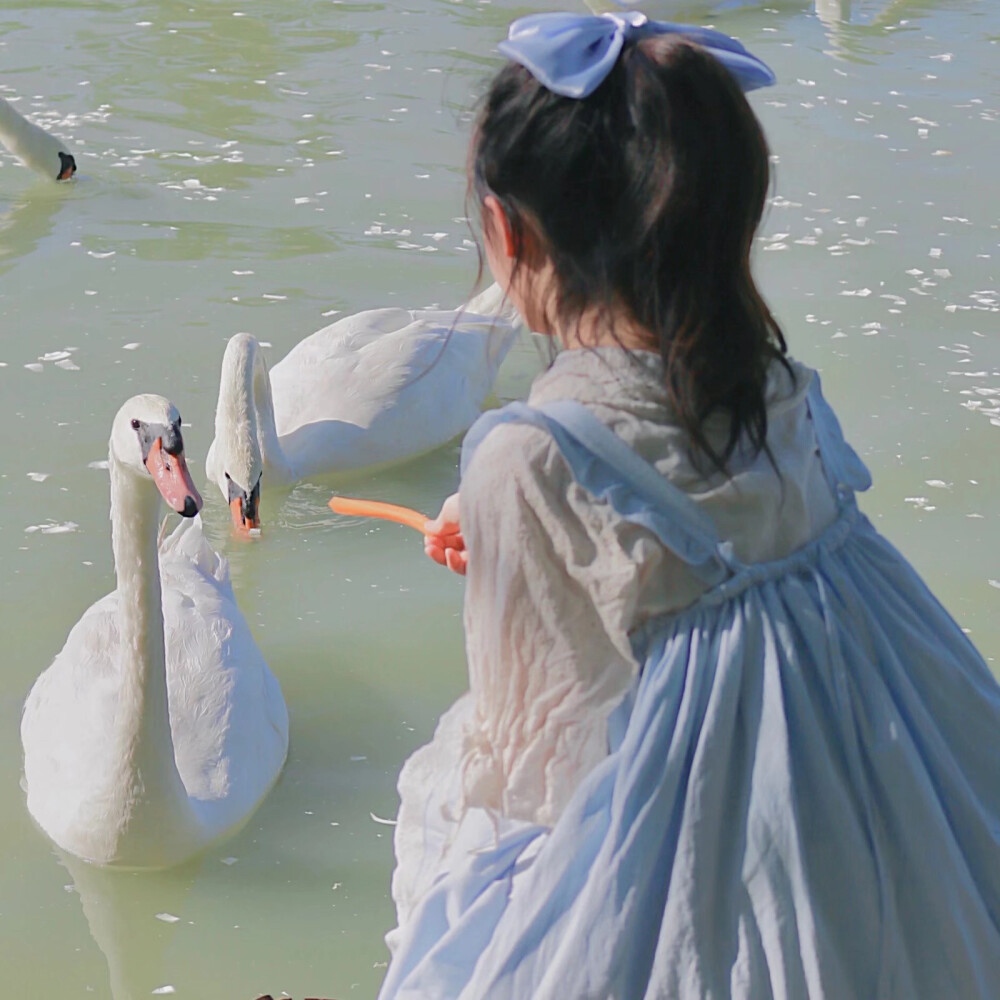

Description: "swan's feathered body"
206 283 522 527
0 95 76 180
272 300 518 475
22 396 287 867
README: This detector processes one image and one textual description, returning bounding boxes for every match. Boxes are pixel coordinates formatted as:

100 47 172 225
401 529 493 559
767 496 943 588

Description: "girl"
381 11 1000 999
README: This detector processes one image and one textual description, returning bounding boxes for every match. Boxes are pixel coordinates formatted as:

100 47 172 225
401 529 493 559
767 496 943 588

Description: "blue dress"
379 375 1000 999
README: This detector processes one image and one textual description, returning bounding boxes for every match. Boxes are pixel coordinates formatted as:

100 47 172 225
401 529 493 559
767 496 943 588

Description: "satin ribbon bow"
497 11 776 99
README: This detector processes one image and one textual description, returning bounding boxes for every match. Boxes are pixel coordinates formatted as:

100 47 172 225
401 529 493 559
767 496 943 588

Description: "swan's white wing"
158 517 288 829
269 303 520 474
21 590 130 861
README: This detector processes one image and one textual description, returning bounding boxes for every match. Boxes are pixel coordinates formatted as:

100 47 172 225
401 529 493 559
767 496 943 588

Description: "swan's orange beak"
146 438 202 517
230 495 260 533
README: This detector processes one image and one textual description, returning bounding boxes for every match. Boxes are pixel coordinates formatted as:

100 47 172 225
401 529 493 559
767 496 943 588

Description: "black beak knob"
181 496 199 518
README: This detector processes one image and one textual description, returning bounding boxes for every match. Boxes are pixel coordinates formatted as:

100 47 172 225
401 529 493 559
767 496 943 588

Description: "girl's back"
451 350 836 827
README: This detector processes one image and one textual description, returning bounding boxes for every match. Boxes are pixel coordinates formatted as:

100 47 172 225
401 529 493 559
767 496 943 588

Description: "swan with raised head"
0 95 76 180
206 282 522 530
21 395 288 868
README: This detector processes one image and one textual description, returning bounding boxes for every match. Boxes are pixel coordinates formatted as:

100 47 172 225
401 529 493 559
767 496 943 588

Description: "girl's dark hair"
469 34 791 472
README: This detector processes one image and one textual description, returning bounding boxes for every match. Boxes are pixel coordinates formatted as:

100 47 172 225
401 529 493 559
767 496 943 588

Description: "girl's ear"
483 195 517 258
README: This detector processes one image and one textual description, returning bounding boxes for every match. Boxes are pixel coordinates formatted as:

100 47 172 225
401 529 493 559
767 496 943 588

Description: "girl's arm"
452 422 640 824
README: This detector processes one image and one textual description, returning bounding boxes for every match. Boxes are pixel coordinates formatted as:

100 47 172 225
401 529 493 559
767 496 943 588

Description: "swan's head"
110 395 203 517
219 463 261 535
56 151 76 181
211 332 263 534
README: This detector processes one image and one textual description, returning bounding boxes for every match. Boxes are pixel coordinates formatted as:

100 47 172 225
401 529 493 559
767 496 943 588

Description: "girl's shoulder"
463 415 570 497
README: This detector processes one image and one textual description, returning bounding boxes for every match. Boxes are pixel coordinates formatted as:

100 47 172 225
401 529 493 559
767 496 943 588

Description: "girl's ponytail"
471 34 790 473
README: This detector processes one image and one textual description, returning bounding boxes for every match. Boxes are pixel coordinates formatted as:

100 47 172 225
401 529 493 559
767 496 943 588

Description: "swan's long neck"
251 346 294 481
216 336 295 484
106 457 199 866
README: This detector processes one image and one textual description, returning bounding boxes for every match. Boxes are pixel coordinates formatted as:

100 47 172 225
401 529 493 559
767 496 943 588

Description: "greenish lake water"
0 1 996 996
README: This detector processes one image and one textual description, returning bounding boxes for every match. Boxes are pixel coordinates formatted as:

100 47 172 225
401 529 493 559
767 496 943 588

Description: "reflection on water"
61 853 202 1000
0 186 68 275
0 0 997 996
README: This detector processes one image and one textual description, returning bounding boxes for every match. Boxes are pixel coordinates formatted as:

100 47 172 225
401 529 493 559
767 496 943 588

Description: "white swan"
206 282 522 530
0 95 76 180
21 395 288 868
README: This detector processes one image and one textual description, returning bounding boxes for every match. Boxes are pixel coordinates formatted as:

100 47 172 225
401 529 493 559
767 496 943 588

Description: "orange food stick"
329 496 431 535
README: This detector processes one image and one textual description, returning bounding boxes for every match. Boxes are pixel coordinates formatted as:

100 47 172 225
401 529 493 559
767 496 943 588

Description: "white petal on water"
24 363 43 373
370 811 397 826
151 988 175 996
220 857 238 865
88 460 110 470
25 521 79 535
155 912 181 923
123 343 141 350
26 472 49 482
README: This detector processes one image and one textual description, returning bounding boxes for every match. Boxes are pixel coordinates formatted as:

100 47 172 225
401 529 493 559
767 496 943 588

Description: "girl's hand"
423 493 467 575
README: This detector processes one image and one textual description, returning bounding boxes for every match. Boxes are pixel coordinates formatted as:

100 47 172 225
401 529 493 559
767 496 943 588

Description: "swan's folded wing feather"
159 515 228 586
158 522 287 818
20 592 128 849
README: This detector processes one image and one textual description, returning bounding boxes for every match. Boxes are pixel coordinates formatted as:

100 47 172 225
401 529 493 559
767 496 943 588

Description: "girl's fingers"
424 535 468 575
424 538 446 564
425 493 461 536
423 519 462 538
444 548 468 575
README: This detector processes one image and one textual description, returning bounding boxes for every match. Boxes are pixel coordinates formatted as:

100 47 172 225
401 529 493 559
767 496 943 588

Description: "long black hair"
469 33 791 472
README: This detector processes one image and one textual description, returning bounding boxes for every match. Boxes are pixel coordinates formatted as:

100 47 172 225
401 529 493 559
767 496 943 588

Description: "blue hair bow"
497 11 776 99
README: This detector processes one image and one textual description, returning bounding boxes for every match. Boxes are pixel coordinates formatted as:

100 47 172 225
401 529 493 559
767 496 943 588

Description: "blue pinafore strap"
463 400 735 588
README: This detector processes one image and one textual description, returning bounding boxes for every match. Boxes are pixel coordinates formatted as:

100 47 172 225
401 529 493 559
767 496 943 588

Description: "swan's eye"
131 419 140 430
225 472 231 480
